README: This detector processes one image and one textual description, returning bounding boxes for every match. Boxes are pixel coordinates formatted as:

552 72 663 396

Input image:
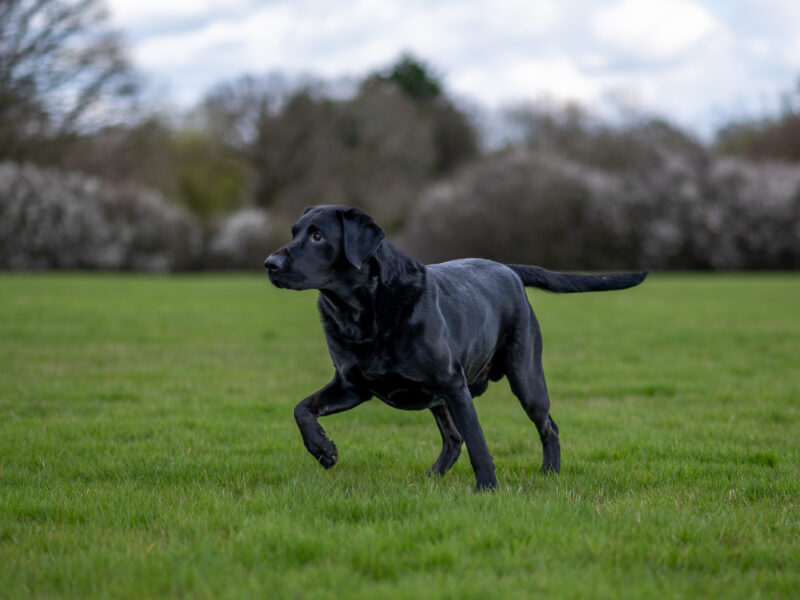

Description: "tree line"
1 0 798 270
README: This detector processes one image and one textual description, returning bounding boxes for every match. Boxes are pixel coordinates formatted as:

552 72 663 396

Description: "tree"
0 0 137 162
198 74 286 150
172 128 250 220
370 53 478 173
380 53 443 103
504 100 705 172
714 77 800 162
249 83 436 227
715 114 800 162
190 56 478 228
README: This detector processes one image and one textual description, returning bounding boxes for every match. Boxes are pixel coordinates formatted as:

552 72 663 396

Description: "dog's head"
265 205 386 290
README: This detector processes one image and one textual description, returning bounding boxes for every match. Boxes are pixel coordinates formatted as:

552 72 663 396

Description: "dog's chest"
345 363 440 411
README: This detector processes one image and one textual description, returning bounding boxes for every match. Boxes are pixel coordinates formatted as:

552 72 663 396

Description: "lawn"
1 273 798 599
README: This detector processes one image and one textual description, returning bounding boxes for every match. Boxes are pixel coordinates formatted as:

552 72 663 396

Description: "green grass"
1 273 798 599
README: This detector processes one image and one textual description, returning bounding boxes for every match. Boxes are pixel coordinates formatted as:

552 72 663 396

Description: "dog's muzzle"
265 251 305 289
264 252 288 287
264 253 286 274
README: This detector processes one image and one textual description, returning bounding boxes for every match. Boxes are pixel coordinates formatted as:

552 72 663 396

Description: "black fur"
507 265 648 293
265 205 647 490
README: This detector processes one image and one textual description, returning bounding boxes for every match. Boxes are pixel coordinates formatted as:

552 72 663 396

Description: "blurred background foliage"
1 0 798 270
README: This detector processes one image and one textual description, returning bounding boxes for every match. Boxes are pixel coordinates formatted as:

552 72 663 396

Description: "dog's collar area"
319 288 380 344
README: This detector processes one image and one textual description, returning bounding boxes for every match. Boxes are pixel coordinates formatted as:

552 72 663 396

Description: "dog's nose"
264 254 285 273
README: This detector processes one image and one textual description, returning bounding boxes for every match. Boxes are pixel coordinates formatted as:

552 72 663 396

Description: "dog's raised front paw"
315 440 338 469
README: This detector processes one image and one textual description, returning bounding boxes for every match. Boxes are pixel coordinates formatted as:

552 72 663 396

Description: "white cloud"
592 0 721 63
451 57 610 107
123 0 569 82
107 0 253 27
479 0 562 36
788 38 800 67
106 0 800 135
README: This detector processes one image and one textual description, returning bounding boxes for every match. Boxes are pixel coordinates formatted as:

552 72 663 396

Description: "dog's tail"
507 264 648 293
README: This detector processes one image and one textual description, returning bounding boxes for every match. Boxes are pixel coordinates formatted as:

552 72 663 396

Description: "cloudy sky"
106 0 800 136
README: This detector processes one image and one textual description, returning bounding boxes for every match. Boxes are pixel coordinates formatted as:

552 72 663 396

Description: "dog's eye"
311 232 324 242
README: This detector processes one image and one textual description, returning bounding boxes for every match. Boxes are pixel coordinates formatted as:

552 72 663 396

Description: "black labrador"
265 206 646 490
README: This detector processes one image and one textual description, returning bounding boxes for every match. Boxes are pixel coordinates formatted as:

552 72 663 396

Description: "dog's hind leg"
505 312 561 475
428 404 463 476
508 365 560 474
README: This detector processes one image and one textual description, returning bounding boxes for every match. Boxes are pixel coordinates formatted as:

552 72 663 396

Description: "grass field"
1 273 798 599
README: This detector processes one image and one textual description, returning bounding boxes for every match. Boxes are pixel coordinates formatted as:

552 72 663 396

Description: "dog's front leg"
293 375 370 469
441 379 497 491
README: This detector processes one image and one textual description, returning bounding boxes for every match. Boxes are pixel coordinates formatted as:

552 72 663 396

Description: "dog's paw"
315 440 338 469
474 475 497 492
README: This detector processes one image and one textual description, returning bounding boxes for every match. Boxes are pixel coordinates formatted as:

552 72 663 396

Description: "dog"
265 206 646 490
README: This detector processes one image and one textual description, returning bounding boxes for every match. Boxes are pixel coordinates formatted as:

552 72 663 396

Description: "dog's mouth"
267 270 307 290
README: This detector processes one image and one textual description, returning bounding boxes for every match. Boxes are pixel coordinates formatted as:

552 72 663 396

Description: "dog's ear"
303 206 317 215
336 208 385 270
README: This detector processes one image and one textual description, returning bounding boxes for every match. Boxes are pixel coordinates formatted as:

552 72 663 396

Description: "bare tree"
0 0 137 161
198 73 296 150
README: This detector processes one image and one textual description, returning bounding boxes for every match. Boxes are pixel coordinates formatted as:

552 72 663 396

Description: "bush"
401 151 632 269
0 162 201 270
207 207 278 269
400 142 800 270
701 158 800 268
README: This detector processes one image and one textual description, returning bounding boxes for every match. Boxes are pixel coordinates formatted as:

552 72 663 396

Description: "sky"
106 0 800 137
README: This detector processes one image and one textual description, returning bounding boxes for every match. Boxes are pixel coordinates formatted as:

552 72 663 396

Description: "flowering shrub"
2 148 798 272
401 148 800 270
0 162 201 270
207 207 276 269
